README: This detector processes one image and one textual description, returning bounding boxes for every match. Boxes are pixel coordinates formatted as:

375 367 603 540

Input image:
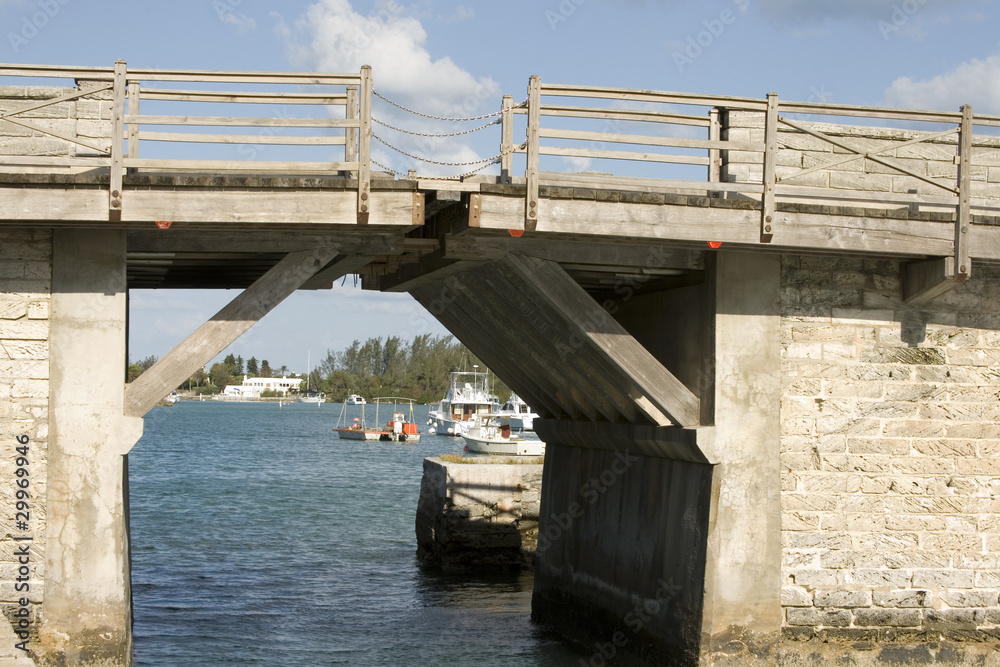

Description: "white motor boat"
461 413 545 456
496 392 538 431
428 368 497 436
346 394 366 405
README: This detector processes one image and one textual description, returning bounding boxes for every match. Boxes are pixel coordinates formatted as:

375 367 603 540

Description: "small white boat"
334 397 420 442
496 392 538 431
298 392 325 405
346 394 366 405
462 414 545 456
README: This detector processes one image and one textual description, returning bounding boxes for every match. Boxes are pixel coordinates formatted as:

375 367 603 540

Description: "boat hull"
336 428 380 441
462 435 545 457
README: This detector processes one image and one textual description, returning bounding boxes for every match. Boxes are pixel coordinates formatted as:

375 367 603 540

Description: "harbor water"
128 400 588 666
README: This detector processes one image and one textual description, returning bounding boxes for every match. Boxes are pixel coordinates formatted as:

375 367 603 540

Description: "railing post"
109 59 127 222
525 75 541 232
127 79 140 169
357 65 373 224
761 91 778 242
956 104 973 282
708 106 722 198
346 85 358 178
500 94 513 185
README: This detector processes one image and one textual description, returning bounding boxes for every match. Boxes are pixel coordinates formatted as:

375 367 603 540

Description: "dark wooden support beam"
300 255 374 290
505 254 701 427
902 257 957 305
124 246 339 417
374 248 482 293
127 230 404 255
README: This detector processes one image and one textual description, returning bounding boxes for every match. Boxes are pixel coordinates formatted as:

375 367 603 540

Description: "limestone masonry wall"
0 82 112 158
780 255 1000 643
0 229 51 648
722 109 1000 204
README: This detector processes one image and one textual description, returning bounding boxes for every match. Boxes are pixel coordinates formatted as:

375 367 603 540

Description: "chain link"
372 139 526 181
372 89 527 122
372 115 501 137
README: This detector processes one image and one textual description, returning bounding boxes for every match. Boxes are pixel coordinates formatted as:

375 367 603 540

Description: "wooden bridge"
6 61 1000 666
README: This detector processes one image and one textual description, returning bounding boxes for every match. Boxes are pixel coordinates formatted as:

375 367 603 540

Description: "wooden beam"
109 60 127 222
956 105 973 281
300 255 374 289
761 92 778 242
505 254 701 427
902 257 957 305
376 249 482 292
123 246 339 417
127 230 404 255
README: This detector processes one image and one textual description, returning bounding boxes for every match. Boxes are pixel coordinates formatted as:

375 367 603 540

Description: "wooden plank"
956 105 973 281
409 282 568 419
505 254 699 427
761 92 778 242
123 115 359 128
300 255 374 290
0 64 114 79
124 246 340 417
539 171 760 194
126 68 360 86
122 158 355 172
525 75 541 232
501 95 514 184
708 108 721 185
777 100 963 125
138 89 348 104
539 83 768 110
902 257 957 305
443 233 705 271
136 131 347 146
537 104 710 127
539 145 710 167
773 183 969 208
358 66 373 223
121 189 414 225
0 156 111 168
109 60 127 222
126 230 403 254
345 86 358 177
540 127 761 152
462 267 632 422
127 80 140 160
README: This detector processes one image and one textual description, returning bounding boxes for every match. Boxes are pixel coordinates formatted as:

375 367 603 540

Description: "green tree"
246 357 259 376
260 360 272 377
209 362 233 390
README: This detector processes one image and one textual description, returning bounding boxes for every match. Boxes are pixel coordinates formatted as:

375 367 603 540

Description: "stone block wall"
0 229 51 650
780 255 1000 643
721 109 1000 206
415 456 542 569
0 82 112 159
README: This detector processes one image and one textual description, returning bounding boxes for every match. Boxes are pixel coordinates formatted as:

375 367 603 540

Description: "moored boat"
461 413 545 456
346 394 366 405
428 367 497 436
496 392 537 431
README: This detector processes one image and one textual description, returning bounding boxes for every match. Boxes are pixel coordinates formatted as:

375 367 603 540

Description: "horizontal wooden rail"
539 127 761 152
522 105 711 127
136 88 349 105
124 115 358 128
539 83 768 111
136 131 347 146
540 145 710 166
123 158 357 172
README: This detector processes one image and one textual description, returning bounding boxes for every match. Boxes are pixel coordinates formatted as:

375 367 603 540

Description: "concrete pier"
416 457 542 570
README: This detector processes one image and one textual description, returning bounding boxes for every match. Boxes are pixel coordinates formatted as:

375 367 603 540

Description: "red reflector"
708 241 722 249
508 229 525 237
155 221 173 229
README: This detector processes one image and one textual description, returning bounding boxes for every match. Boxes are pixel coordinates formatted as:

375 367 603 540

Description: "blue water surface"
128 400 587 666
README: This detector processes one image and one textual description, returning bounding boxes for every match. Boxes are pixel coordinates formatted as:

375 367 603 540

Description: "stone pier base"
415 456 542 570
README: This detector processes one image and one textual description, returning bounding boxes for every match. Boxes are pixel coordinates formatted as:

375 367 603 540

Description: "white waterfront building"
221 375 302 398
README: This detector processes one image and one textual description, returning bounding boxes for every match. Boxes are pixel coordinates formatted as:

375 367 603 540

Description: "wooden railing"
508 76 1000 281
0 60 373 221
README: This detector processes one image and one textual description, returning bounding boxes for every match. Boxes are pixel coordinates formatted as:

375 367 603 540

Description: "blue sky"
3 0 998 373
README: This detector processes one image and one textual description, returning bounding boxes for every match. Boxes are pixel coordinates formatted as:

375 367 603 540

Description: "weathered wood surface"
124 246 339 417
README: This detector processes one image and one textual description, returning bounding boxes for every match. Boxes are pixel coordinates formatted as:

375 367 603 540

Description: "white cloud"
274 0 502 177
885 54 1000 114
220 11 257 34
441 5 474 24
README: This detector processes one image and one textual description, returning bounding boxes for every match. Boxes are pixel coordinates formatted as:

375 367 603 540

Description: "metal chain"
373 133 502 166
372 89 527 122
372 115 501 137
371 140 526 181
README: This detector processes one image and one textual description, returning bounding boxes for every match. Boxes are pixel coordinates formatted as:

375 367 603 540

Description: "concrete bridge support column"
40 229 141 666
531 251 783 666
